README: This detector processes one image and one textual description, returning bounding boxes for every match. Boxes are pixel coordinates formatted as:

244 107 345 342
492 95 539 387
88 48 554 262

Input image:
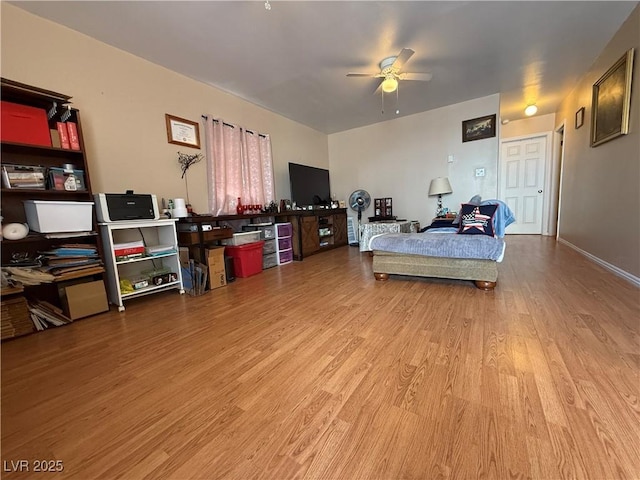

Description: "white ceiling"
11 1 638 134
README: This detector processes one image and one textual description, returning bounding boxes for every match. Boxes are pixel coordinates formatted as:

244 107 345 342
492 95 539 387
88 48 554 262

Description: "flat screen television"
288 162 331 208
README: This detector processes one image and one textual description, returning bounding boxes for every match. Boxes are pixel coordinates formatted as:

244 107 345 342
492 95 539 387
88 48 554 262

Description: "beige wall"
555 4 639 279
501 114 556 139
1 4 328 214
328 95 500 227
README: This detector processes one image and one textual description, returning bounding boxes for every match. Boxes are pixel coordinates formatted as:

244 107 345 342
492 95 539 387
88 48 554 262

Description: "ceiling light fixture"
524 104 538 116
381 76 398 93
264 0 271 10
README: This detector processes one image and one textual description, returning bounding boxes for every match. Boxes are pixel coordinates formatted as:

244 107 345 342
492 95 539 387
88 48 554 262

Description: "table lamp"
428 177 453 217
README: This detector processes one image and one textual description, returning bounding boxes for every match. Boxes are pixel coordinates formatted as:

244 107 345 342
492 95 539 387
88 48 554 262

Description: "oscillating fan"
348 189 371 245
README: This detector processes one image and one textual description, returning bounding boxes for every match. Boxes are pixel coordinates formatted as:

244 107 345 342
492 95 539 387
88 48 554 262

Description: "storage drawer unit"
263 252 278 270
263 238 277 255
278 249 293 265
275 222 292 238
278 237 292 251
243 224 277 268
274 222 293 265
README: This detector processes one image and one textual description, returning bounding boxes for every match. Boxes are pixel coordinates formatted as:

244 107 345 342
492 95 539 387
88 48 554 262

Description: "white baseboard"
557 237 640 287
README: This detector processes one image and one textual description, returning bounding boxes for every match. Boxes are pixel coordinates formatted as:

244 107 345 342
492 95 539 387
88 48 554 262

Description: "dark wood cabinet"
300 215 320 256
288 210 347 259
333 212 348 246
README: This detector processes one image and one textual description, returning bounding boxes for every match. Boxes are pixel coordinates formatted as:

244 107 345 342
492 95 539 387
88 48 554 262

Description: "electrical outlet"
475 168 485 177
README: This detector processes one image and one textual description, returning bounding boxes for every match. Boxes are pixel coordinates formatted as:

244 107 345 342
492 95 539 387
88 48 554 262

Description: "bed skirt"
372 250 498 289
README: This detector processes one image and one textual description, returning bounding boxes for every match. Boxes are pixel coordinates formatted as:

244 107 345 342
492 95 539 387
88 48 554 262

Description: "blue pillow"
457 203 498 237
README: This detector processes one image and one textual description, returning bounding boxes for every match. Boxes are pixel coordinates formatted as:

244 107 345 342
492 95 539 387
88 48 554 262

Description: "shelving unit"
98 219 184 311
318 214 334 249
1 78 107 338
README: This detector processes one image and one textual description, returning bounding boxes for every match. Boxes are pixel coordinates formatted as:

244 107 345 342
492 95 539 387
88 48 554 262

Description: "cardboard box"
178 247 190 267
60 280 109 320
205 247 226 289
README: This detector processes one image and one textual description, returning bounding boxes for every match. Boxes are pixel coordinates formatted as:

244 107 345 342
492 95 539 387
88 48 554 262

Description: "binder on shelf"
66 121 80 150
114 246 145 257
57 122 70 149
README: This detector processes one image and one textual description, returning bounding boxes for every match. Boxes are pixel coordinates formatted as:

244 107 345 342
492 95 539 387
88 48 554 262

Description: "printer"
95 191 160 222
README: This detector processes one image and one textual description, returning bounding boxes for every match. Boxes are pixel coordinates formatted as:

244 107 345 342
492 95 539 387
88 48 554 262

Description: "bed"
369 199 514 290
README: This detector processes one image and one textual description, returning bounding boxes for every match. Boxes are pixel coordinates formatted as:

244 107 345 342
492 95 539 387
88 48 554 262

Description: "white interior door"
499 136 547 234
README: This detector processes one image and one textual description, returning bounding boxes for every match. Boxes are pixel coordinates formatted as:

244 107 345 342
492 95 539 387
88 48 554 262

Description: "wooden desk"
177 216 234 265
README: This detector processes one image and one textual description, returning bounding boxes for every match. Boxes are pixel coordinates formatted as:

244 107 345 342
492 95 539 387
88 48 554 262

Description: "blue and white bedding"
369 232 506 262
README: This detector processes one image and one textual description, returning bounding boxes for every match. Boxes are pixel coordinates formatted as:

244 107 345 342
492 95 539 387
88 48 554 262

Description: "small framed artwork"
590 48 634 147
575 107 585 129
165 114 201 149
462 114 496 142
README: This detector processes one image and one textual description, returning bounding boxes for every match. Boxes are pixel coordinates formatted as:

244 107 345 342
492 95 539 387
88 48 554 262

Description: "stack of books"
40 244 103 278
114 240 145 261
3 243 104 286
145 244 175 256
28 300 72 330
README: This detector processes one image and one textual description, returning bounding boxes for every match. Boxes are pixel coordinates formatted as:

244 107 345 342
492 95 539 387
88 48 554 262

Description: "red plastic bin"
225 241 264 278
1 101 51 147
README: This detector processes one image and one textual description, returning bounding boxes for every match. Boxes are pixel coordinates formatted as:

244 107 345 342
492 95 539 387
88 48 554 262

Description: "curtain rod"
201 115 266 138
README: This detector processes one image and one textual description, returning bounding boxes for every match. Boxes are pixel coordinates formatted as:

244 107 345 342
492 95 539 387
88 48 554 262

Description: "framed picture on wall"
575 107 585 129
165 114 201 149
462 114 496 142
590 48 634 147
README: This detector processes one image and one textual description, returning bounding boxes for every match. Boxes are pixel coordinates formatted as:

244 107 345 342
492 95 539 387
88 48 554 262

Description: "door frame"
553 120 566 240
498 131 553 235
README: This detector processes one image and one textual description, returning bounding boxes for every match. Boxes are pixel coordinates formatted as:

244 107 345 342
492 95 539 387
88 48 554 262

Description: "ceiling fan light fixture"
381 76 398 93
524 104 538 116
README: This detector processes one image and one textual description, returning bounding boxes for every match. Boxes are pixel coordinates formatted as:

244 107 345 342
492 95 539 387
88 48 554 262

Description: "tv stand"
208 208 348 260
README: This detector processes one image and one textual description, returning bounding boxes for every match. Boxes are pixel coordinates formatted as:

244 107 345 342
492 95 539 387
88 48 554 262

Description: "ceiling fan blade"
391 48 414 71
398 72 433 82
373 80 383 95
347 73 378 77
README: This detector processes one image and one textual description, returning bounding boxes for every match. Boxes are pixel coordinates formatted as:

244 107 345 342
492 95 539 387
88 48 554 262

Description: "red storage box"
225 241 264 278
1 101 51 146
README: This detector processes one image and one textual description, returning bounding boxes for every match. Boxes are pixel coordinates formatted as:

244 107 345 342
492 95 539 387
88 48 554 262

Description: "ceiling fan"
347 48 432 94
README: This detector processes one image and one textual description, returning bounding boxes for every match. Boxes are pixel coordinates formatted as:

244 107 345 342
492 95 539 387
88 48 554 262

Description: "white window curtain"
203 116 275 215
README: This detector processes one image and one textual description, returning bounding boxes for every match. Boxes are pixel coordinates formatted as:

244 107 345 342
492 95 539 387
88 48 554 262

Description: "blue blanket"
370 232 505 261
480 199 515 238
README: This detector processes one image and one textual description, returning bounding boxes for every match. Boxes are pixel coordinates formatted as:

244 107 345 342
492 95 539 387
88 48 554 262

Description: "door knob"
538 190 543 193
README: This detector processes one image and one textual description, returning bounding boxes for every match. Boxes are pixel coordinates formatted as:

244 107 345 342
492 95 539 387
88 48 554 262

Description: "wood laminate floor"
1 236 639 480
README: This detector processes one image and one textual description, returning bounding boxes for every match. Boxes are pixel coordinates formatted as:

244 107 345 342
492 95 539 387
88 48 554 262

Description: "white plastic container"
23 200 94 233
220 231 262 246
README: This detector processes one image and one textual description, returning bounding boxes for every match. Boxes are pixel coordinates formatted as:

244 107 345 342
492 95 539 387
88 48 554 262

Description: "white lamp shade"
428 177 453 196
